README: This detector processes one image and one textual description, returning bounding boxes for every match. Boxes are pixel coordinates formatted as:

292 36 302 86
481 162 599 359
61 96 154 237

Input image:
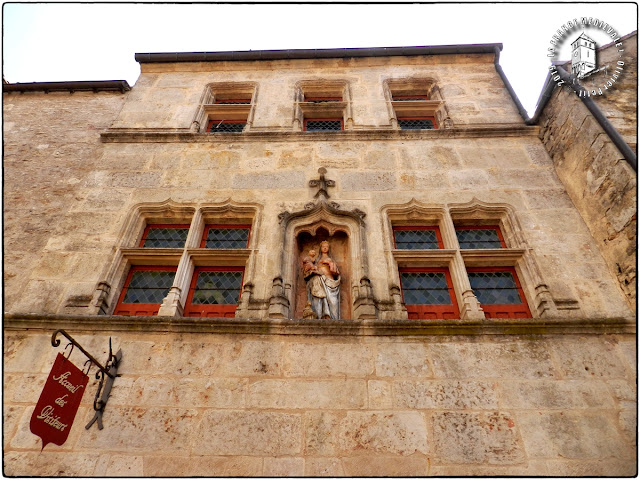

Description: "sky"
2 3 638 116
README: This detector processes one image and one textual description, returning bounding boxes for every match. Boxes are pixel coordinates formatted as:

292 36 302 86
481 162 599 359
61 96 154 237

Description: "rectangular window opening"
393 226 443 249
201 225 251 249
140 224 190 249
467 267 531 318
399 267 459 320
398 117 437 130
304 118 343 132
455 226 506 249
114 266 177 316
184 267 244 317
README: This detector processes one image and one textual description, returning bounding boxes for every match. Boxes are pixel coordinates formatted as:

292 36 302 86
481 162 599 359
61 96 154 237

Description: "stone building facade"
3 41 636 476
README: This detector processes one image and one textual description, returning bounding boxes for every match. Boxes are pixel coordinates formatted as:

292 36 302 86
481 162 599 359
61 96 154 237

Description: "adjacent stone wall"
3 90 127 315
537 42 637 311
4 328 636 476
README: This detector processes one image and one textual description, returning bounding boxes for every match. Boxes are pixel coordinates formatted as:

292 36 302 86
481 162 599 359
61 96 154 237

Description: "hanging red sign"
30 353 89 450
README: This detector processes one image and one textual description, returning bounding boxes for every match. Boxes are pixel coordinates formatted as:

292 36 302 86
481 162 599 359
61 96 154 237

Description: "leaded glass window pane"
122 270 174 304
469 271 523 305
456 229 503 249
204 227 250 249
209 121 246 133
305 120 342 131
400 272 452 305
398 118 435 130
215 99 251 104
142 227 189 248
394 229 439 249
192 271 243 305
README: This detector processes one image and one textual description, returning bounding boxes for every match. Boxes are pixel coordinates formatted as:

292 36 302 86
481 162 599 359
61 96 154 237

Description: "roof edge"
3 80 131 93
135 44 503 64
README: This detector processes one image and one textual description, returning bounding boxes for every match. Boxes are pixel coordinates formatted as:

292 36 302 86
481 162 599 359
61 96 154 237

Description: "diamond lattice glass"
305 120 342 131
394 229 439 249
204 228 249 249
469 271 522 304
209 122 246 133
400 272 452 305
122 270 175 304
142 227 189 248
456 229 503 249
191 271 243 305
398 119 435 130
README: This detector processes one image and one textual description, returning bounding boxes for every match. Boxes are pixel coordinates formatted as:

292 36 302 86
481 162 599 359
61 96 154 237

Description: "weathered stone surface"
284 342 373 377
499 379 614 409
341 455 429 476
519 411 634 459
303 411 341 455
375 342 432 377
93 454 144 477
368 380 392 409
3 451 100 477
248 379 366 409
304 457 345 476
551 337 631 378
142 455 262 476
432 411 524 464
194 411 302 455
428 341 556 378
263 457 304 477
394 380 498 409
232 171 306 189
340 171 396 191
339 411 428 455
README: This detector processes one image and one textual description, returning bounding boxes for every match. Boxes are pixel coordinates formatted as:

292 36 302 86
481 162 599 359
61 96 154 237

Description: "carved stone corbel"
157 286 184 317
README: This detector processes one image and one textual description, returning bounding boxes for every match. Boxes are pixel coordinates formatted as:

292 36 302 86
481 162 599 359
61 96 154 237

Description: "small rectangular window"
201 225 251 249
467 267 531 318
304 96 342 103
140 225 190 248
304 119 343 132
114 266 177 316
392 95 429 101
393 226 443 249
399 267 459 319
184 267 244 317
214 98 251 104
455 226 506 249
208 120 246 133
398 117 436 130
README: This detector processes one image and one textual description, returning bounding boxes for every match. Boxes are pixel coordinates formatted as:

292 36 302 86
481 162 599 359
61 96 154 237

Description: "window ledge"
101 124 539 143
4 312 635 337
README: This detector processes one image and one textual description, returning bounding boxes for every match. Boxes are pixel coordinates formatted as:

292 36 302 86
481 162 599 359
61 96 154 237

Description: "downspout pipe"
494 45 636 172
553 66 637 172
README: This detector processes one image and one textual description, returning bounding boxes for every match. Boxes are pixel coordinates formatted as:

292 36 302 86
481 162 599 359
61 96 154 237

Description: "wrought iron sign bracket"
51 329 122 431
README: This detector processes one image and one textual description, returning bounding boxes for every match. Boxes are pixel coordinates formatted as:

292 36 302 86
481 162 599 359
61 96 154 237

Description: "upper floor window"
397 117 437 130
140 224 190 248
194 82 257 134
114 266 177 316
399 267 460 319
304 118 344 132
201 225 251 248
393 226 443 249
384 78 449 129
467 267 531 318
455 226 506 249
295 81 351 131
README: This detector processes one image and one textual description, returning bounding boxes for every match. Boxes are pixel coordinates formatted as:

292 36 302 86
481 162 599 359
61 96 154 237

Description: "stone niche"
295 226 350 320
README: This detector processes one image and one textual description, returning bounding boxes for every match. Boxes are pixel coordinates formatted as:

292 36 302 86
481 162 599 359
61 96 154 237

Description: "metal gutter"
3 80 131 94
135 44 503 64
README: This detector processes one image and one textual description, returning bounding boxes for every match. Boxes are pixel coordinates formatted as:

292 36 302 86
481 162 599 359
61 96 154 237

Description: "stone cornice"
100 125 539 143
4 313 635 337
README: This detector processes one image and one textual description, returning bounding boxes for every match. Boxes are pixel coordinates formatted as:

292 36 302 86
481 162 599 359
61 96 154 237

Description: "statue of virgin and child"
301 240 341 320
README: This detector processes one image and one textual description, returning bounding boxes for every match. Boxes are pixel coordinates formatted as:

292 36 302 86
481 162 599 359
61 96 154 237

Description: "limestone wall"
4 327 636 476
537 60 637 312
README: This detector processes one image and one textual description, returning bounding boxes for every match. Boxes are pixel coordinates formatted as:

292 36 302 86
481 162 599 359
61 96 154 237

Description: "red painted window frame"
183 266 245 318
399 267 460 320
207 119 247 132
467 266 531 319
397 116 438 129
303 96 343 103
303 118 344 131
392 225 444 249
455 225 507 248
114 265 177 316
214 98 251 104
392 95 429 101
200 224 251 249
139 224 191 248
